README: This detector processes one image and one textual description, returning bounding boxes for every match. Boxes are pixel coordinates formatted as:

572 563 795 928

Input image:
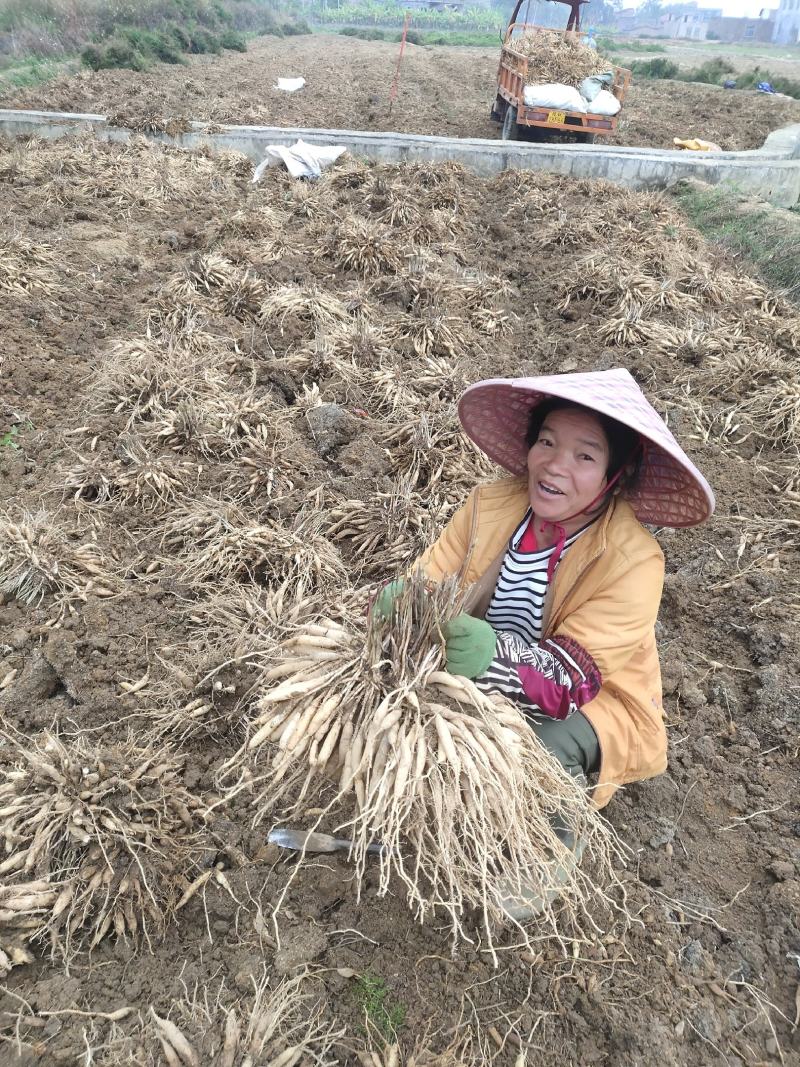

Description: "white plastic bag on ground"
274 77 305 92
522 83 587 113
252 140 346 182
588 89 621 116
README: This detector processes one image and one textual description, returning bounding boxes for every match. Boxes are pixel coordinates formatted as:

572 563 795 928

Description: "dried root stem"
142 972 342 1066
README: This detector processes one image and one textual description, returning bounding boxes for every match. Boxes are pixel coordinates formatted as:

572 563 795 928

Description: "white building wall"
773 0 800 43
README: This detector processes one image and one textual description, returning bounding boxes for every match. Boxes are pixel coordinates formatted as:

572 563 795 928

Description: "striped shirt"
476 511 602 722
484 510 588 644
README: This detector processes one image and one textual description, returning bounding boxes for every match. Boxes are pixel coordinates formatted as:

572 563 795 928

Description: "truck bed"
495 27 631 137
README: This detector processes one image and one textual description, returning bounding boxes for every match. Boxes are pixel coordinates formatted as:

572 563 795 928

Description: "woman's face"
527 408 611 523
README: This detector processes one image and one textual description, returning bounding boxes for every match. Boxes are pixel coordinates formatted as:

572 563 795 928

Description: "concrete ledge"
2 108 799 207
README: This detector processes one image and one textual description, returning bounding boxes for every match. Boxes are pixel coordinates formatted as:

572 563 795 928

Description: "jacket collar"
463 484 621 625
547 498 620 632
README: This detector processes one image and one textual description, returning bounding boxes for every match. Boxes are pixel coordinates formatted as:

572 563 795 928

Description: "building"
660 2 724 38
663 11 711 39
773 0 800 43
615 8 667 35
705 11 775 41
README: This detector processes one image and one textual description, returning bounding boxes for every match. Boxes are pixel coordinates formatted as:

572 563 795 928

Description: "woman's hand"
443 615 497 679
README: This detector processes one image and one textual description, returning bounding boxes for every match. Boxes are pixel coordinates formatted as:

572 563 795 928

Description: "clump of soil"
0 132 799 1065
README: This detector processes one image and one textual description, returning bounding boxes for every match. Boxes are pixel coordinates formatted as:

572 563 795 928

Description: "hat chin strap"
528 465 627 582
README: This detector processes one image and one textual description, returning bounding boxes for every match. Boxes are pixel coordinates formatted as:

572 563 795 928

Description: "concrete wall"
1 107 799 207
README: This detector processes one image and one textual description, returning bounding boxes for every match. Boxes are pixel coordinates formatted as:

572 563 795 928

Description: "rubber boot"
498 827 586 923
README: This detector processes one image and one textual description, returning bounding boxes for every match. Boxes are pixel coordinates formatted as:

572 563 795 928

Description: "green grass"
627 52 800 98
354 973 406 1041
630 56 679 79
0 0 310 76
311 1 504 32
421 29 499 46
0 427 20 449
598 36 666 54
0 54 73 90
677 39 800 60
337 26 499 46
672 183 800 303
0 420 31 449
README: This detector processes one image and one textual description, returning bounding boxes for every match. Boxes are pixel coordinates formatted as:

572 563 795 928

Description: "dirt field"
1 128 799 1066
3 35 800 151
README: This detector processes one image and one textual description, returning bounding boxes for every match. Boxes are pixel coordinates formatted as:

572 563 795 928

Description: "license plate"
547 110 566 124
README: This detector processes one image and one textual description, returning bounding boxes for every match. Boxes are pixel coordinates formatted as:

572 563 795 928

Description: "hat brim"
458 373 714 528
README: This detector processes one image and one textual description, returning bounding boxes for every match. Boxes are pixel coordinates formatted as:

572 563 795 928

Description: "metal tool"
268 828 386 856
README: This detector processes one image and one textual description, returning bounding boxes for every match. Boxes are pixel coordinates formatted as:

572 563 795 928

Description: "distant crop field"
609 34 800 77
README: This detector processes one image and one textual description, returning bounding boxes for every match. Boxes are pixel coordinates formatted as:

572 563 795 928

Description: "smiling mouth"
538 481 564 497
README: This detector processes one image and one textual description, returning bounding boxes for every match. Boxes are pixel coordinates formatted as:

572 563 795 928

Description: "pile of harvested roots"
512 29 609 87
227 577 620 942
0 508 114 608
0 732 206 968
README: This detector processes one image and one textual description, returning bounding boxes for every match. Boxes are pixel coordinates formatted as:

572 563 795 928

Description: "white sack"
579 72 613 102
252 140 347 182
274 77 306 92
522 83 587 113
588 89 621 116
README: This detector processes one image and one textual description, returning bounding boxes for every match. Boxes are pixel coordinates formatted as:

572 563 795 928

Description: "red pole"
389 12 412 114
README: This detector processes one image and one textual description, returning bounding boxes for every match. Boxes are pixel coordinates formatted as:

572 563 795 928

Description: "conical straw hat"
459 369 714 527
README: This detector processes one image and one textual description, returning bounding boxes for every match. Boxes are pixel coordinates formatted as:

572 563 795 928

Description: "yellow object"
673 137 723 152
414 477 666 809
547 109 567 124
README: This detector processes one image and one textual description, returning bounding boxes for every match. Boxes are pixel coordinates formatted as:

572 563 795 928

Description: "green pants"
527 711 600 850
528 709 600 794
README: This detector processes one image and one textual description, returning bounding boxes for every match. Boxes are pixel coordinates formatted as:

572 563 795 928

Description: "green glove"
444 614 497 679
372 578 405 621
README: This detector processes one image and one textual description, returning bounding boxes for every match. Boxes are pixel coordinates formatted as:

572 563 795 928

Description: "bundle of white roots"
229 576 623 943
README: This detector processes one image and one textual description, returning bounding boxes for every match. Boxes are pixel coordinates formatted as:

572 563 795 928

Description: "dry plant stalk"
161 500 344 595
150 580 333 742
512 29 609 86
90 335 274 459
358 1038 476 1067
322 479 446 580
78 973 342 1065
66 437 197 511
0 508 114 606
380 416 497 506
737 377 800 446
0 731 206 963
258 284 351 335
325 218 405 277
228 576 622 948
0 234 57 295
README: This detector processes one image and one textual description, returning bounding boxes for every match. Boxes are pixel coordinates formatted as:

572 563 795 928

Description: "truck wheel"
501 104 519 141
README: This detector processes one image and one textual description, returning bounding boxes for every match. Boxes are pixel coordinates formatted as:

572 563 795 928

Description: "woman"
377 369 714 916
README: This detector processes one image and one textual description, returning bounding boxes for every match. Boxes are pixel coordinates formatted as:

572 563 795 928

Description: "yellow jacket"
416 477 666 808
